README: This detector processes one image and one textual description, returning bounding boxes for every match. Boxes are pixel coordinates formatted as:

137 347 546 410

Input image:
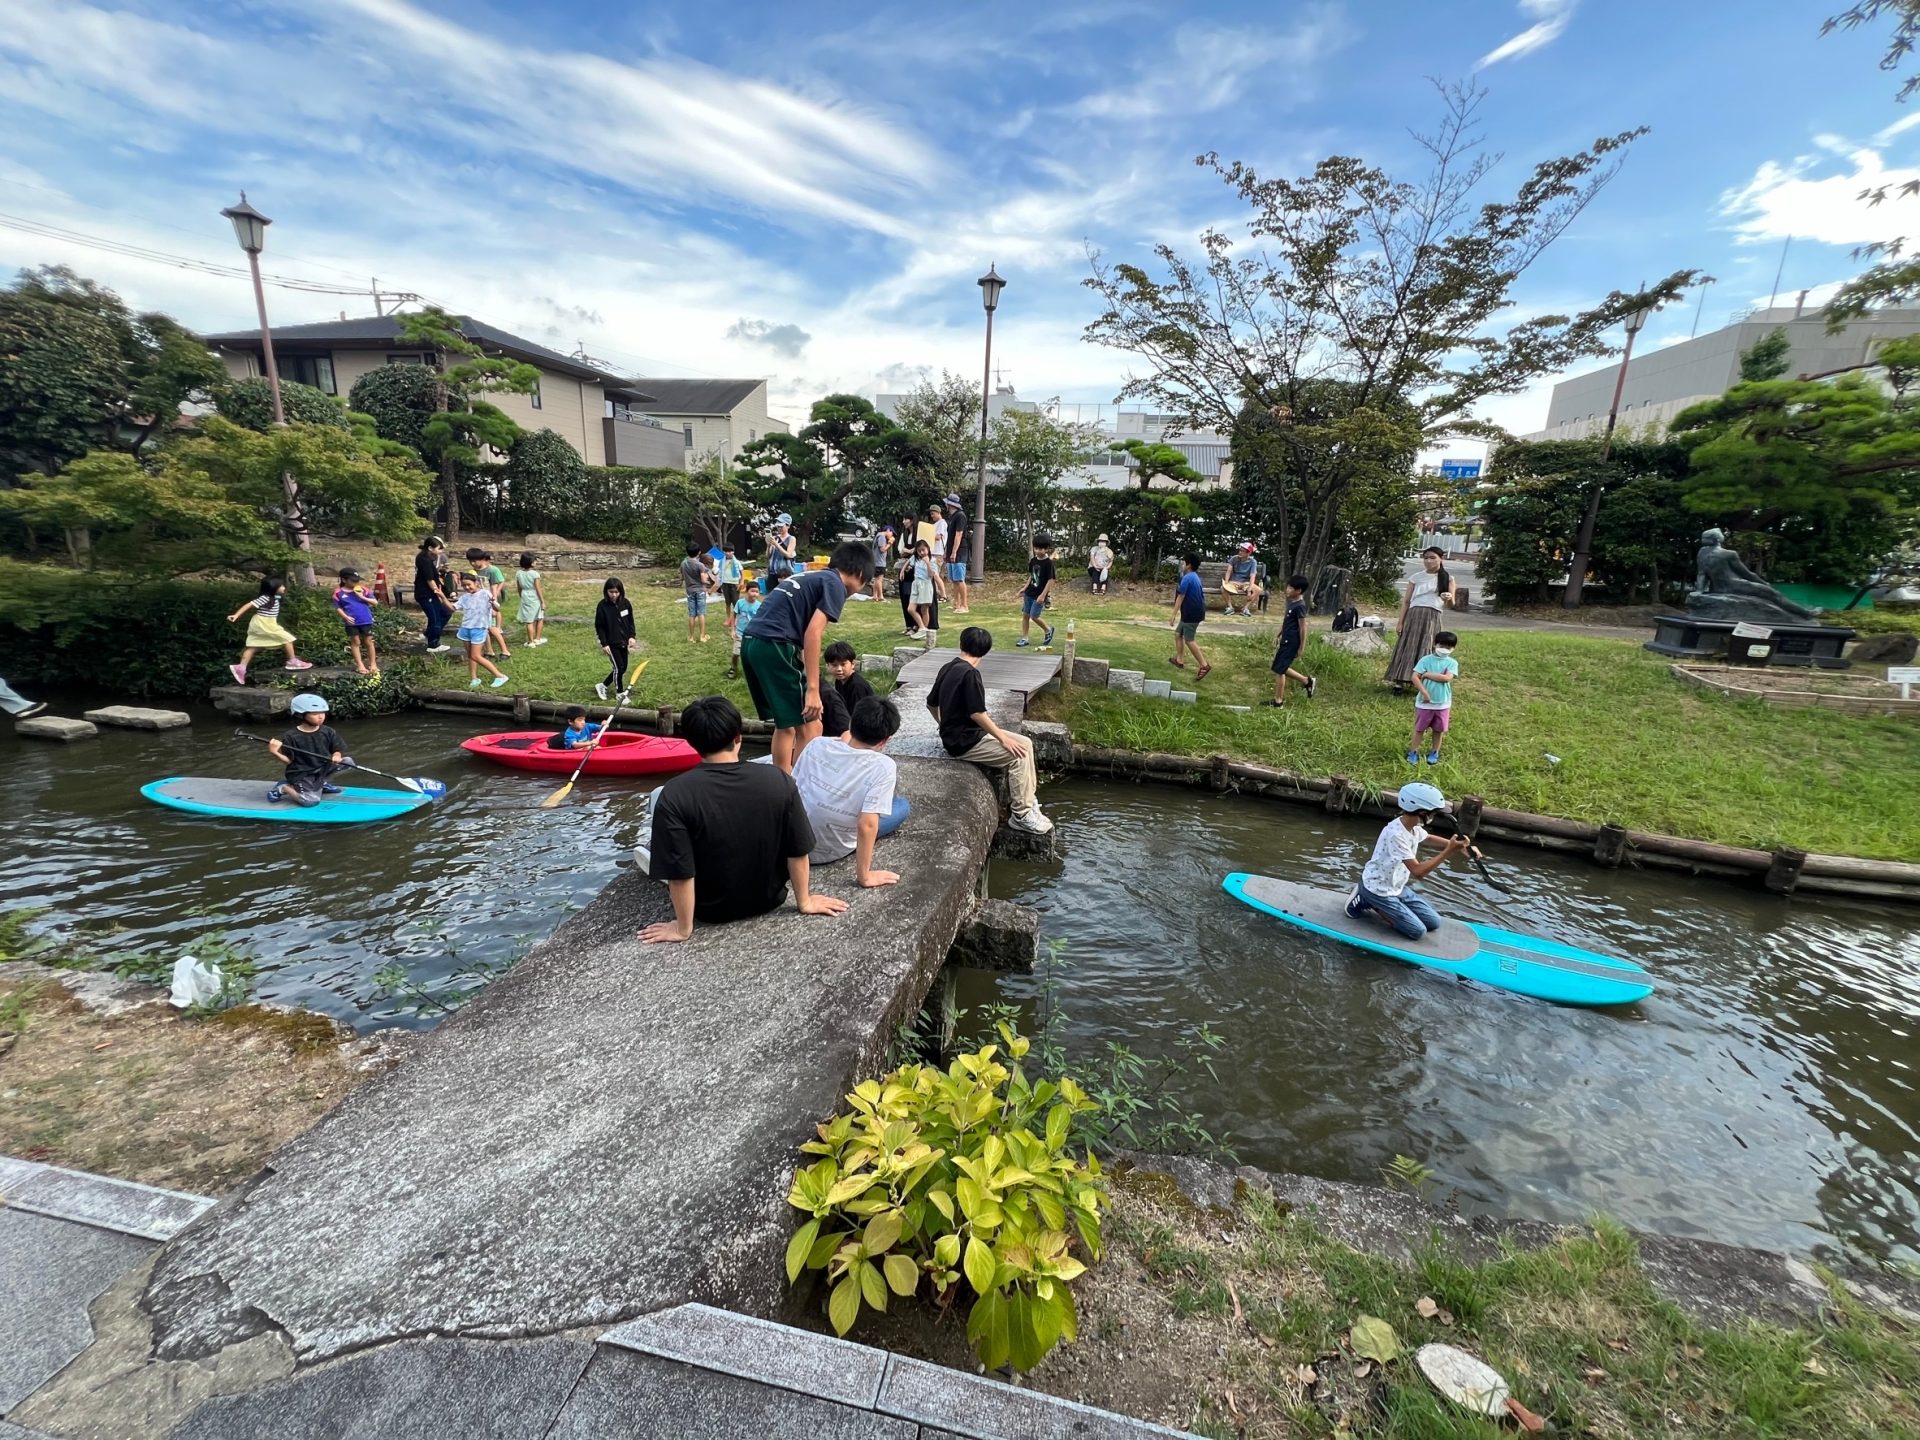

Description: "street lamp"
970 264 1005 582
221 193 313 580
1562 294 1654 608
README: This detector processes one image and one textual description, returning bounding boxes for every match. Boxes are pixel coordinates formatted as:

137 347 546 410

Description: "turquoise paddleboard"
142 777 428 825
1222 872 1653 1007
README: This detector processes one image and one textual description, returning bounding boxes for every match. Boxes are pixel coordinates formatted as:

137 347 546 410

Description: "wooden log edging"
408 686 778 738
1063 743 1920 906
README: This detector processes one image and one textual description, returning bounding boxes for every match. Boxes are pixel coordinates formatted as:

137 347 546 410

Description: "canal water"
5 710 1917 1267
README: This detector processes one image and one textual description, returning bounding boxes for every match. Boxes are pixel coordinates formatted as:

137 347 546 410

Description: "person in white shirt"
1346 782 1473 940
792 696 911 888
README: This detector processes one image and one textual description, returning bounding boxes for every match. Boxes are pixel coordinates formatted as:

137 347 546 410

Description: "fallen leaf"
1506 1397 1547 1433
1353 1359 1374 1379
1224 1386 1239 1417
1415 1296 1440 1319
1294 1363 1318 1386
1440 1309 1455 1327
1350 1314 1401 1364
1606 1337 1631 1353
1583 1367 1608 1384
1227 1278 1244 1324
1804 1356 1828 1376
1681 1342 1704 1361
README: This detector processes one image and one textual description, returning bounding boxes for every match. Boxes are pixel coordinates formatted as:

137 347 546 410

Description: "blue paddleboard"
142 777 428 825
1222 872 1653 1007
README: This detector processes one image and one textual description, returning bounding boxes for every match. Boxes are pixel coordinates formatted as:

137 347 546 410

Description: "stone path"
5 1162 1193 1438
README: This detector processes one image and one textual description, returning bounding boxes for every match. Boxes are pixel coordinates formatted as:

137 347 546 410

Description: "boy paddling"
1346 782 1476 941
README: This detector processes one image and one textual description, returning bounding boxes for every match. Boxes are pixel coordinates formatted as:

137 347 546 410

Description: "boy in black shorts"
1266 573 1318 708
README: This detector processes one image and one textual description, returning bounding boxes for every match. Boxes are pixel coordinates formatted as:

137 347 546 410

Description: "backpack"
1331 604 1360 633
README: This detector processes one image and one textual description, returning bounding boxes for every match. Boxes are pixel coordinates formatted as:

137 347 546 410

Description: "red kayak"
459 730 700 777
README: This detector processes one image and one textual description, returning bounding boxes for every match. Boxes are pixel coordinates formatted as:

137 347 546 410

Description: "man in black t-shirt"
943 494 971 614
927 627 1052 834
640 696 849 943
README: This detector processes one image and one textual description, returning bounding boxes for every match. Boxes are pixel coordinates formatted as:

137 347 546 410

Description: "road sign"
1439 458 1482 481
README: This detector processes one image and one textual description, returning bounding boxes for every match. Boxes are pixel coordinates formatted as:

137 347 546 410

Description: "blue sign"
1439 458 1482 481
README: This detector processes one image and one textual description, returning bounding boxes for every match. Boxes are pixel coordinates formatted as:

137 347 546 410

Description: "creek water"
6 709 1917 1266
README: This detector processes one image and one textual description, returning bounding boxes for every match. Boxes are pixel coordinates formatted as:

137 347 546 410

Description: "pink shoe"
228 663 247 685
285 658 314 670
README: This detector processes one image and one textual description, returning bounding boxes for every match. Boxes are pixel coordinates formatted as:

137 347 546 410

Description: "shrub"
785 1025 1108 1373
349 362 443 454
214 377 349 432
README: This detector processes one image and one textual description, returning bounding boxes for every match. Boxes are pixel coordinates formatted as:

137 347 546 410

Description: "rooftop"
622 377 765 414
201 312 632 388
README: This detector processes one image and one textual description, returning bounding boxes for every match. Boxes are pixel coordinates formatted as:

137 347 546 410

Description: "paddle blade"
625 658 650 687
408 778 449 800
538 779 576 809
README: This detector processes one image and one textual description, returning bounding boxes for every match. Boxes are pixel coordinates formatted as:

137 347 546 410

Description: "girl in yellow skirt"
227 577 312 685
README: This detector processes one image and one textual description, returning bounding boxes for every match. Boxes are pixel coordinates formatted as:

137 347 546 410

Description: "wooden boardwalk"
894 648 1061 694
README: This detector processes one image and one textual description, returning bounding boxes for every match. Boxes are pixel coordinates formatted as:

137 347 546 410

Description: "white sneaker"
1009 807 1054 834
595 682 608 700
427 644 451 654
1344 886 1365 920
907 628 926 639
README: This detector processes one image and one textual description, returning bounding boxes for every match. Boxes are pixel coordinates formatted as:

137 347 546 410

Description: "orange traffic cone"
373 562 389 604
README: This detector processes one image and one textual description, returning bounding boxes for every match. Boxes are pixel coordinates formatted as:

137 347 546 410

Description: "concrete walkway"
5 1162 1192 1438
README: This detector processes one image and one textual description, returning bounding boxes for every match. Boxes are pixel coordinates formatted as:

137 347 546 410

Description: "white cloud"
1719 147 1920 248
1071 11 1350 122
1477 0 1576 70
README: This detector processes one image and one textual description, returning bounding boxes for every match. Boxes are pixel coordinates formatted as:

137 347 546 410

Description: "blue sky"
1 0 1914 447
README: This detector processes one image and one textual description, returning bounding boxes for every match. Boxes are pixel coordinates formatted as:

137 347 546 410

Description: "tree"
348 362 440 454
1738 327 1792 382
1083 83 1698 581
215 377 350 432
502 428 587 530
891 372 982 501
1670 374 1920 583
1107 439 1202 579
378 307 539 540
0 416 428 573
737 393 936 546
636 451 752 552
1821 5 1920 323
989 409 1104 547
0 266 225 475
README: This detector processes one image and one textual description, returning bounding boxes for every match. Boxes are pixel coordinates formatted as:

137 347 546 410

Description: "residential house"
204 314 685 470
622 378 787 464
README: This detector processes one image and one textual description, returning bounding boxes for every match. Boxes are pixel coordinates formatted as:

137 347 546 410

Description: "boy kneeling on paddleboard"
267 694 351 807
1347 783 1475 941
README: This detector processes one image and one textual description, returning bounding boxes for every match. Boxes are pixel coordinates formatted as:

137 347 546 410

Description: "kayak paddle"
539 660 649 809
233 729 448 799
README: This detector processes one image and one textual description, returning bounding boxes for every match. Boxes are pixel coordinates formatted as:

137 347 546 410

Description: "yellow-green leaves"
1351 1314 1402 1364
782 1030 1107 1372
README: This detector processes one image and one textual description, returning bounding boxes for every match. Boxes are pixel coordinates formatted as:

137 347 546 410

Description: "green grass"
401 573 1920 859
1110 1175 1920 1440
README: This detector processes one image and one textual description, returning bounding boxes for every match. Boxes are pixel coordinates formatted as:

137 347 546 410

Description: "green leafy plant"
786 1024 1108 1373
0 906 53 964
1383 1153 1438 1199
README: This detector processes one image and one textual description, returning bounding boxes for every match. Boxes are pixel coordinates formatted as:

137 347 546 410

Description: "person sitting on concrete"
794 696 911 888
640 696 848 944
927 626 1053 834
825 640 876 713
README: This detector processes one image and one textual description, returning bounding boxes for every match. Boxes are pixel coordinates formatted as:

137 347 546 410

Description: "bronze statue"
1688 528 1818 622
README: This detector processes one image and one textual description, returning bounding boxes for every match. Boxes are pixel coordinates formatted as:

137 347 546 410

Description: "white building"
620 378 788 465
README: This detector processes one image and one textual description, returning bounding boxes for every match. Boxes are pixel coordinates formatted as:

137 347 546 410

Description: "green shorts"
1176 619 1201 641
741 634 807 728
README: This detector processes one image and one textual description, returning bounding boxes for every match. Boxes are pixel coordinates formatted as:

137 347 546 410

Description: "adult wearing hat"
765 514 799 588
1087 534 1114 595
943 494 971 613
1222 542 1263 615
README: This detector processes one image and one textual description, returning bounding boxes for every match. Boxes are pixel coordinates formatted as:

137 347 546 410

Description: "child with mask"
1408 630 1460 766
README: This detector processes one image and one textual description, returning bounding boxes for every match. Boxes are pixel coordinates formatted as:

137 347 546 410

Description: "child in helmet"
1346 782 1474 940
267 693 351 807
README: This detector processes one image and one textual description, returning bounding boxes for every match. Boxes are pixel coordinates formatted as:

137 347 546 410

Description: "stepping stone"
82 706 191 731
1222 703 1252 712
14 716 96 743
859 654 897 675
1143 678 1172 699
1169 689 1197 703
891 646 924 669
1107 668 1145 694
1070 656 1111 686
208 686 290 719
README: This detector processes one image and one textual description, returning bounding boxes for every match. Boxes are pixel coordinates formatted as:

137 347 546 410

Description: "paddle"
538 660 649 810
233 729 448 799
1428 813 1510 893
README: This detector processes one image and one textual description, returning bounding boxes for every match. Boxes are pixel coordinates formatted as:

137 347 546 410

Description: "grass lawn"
387 566 1920 860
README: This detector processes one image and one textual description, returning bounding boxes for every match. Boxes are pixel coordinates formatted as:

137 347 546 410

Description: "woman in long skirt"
1386 547 1455 690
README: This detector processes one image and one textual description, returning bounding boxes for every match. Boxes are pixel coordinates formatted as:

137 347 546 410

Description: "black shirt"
648 762 816 924
1025 556 1055 598
594 597 636 648
413 551 443 600
928 657 989 757
835 671 876 715
945 509 967 561
1281 597 1306 649
278 723 342 787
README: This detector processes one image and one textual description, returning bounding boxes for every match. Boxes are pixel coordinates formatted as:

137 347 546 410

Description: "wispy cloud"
1071 11 1351 121
1477 0 1577 70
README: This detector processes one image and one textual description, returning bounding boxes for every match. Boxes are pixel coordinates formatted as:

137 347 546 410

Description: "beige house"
205 315 686 470
623 378 787 464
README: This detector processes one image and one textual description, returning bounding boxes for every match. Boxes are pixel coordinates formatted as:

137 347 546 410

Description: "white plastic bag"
169 953 223 1009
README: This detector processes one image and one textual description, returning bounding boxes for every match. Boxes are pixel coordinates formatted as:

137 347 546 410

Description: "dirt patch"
0 972 390 1195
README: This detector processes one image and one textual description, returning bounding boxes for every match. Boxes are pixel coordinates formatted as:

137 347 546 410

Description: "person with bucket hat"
942 494 972 613
1087 534 1114 595
1345 782 1474 940
765 514 799 586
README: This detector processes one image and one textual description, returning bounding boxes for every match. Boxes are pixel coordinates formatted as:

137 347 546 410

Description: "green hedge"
0 560 417 700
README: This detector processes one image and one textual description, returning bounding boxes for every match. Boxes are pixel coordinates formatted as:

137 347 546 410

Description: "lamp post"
1561 296 1652 608
221 193 312 583
970 264 1005 582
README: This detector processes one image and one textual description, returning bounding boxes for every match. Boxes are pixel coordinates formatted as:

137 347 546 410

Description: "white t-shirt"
930 518 949 554
1362 819 1426 897
1405 572 1446 611
793 737 897 864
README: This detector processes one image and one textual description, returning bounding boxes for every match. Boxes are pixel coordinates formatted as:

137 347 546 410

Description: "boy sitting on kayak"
549 705 604 750
1346 782 1474 940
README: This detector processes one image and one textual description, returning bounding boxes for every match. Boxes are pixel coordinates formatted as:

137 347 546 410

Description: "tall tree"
0 266 224 476
1106 439 1202 579
388 307 540 540
988 409 1104 547
891 371 983 500
1083 84 1697 580
1821 5 1920 323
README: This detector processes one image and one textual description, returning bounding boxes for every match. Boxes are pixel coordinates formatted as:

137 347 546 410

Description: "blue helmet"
290 692 330 715
1396 782 1449 814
